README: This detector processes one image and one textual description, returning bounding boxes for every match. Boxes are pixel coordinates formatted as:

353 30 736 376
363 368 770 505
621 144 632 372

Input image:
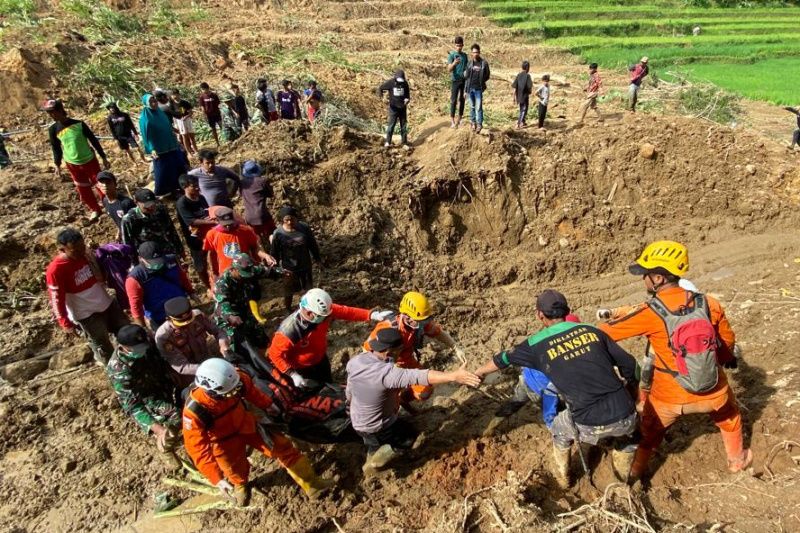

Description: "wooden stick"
331 517 346 533
162 477 219 496
485 499 510 533
154 499 232 518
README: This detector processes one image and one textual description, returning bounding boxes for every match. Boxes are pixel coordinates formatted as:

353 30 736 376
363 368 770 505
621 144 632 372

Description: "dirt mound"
0 48 52 124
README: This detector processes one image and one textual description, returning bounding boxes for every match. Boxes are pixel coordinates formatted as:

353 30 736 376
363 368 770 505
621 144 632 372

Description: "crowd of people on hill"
28 37 758 509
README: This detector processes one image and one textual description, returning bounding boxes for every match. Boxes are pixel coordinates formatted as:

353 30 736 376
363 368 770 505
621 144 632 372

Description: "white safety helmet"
195 358 240 395
300 288 333 317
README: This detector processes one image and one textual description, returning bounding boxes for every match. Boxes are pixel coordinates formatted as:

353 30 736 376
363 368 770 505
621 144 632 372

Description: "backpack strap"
647 296 680 378
185 397 215 430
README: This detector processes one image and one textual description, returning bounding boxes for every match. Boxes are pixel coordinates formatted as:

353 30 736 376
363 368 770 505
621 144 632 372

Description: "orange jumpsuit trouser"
632 389 744 475
213 430 301 486
396 354 433 401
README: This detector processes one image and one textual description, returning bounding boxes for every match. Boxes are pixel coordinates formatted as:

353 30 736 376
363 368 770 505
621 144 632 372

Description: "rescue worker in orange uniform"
362 291 465 403
267 287 393 386
182 358 334 506
599 241 752 482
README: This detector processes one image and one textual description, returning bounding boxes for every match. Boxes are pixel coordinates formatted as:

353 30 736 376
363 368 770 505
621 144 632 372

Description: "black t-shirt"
270 222 321 273
103 195 135 229
175 194 210 250
493 322 636 426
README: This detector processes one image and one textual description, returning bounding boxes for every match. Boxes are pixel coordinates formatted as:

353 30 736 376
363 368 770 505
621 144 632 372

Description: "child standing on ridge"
198 82 222 146
106 102 146 164
536 74 551 130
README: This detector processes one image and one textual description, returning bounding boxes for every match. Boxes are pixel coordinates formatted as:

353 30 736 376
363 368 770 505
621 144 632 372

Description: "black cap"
117 325 151 352
214 206 236 226
138 241 165 262
536 289 570 319
96 171 116 183
134 188 156 206
368 327 404 352
164 296 192 318
277 205 298 220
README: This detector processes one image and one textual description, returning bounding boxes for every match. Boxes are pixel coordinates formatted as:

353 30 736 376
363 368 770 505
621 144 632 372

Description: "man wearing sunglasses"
362 291 466 405
183 358 334 506
155 296 232 388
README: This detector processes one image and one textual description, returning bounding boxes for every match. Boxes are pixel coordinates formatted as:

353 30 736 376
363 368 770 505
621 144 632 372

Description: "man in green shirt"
446 36 468 129
44 99 110 221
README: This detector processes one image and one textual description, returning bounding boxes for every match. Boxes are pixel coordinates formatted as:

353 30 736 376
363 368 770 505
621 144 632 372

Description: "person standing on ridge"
446 36 468 128
463 43 490 133
44 99 110 222
577 63 604 125
377 70 411 148
511 61 533 129
198 82 222 147
628 57 649 112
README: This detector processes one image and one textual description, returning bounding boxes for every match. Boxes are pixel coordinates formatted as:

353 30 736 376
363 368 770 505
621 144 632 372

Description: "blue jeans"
469 89 483 126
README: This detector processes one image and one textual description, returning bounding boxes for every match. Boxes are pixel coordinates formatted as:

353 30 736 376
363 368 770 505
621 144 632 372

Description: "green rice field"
479 0 800 104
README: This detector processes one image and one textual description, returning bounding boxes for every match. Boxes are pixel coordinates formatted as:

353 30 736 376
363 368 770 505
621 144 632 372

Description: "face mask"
146 261 166 272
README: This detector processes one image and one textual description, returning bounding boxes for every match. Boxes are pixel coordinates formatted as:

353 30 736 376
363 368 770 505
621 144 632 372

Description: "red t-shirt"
198 92 221 120
202 224 259 276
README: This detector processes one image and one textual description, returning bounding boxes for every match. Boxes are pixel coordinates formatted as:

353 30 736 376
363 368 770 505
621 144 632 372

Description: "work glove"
216 479 234 497
289 371 312 389
596 309 612 321
370 310 393 322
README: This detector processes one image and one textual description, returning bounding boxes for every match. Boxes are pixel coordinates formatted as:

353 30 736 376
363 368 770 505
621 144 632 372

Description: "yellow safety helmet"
399 291 433 321
629 240 689 277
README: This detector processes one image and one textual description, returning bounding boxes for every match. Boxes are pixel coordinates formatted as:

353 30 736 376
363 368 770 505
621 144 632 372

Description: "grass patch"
678 58 800 105
479 0 800 103
60 0 144 40
0 0 36 24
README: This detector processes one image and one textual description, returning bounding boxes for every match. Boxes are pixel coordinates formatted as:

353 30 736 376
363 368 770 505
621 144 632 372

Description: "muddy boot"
234 484 251 507
159 450 182 470
362 444 398 477
611 449 636 482
728 448 753 473
552 444 571 489
628 447 651 485
285 456 335 499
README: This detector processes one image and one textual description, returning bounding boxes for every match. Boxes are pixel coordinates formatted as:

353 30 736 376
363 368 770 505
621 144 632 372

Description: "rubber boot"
234 484 251 507
284 456 335 499
611 449 636 482
720 428 753 473
552 444 571 489
362 444 398 477
629 447 652 484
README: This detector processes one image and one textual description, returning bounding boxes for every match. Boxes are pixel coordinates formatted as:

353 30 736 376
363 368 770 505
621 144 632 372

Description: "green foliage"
677 85 741 123
678 57 800 104
480 0 800 103
148 0 184 36
0 0 36 24
61 0 144 40
69 45 151 106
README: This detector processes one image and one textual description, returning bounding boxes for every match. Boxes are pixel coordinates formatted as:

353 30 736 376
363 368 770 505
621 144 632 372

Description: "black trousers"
386 106 408 144
357 418 418 454
450 79 466 118
537 103 548 128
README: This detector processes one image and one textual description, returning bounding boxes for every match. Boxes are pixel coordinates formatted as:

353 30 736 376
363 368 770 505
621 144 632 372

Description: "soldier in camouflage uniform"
106 324 181 466
221 95 242 143
214 253 281 357
121 188 185 257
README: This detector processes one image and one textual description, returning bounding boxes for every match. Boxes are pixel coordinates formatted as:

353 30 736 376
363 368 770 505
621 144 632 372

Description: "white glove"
216 479 234 496
596 309 612 321
454 346 466 361
289 371 311 389
370 310 393 321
